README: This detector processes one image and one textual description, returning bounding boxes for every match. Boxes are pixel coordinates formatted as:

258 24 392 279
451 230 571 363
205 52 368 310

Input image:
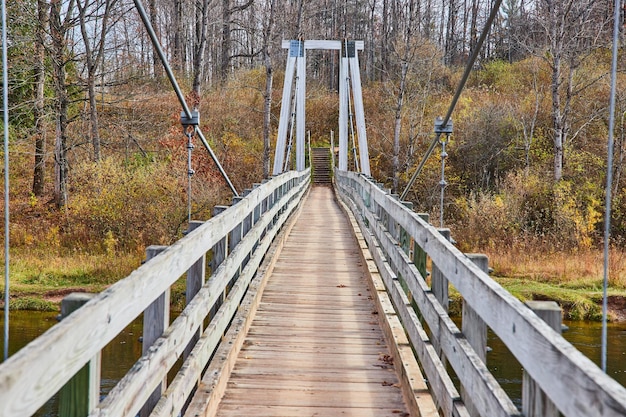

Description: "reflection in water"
2 311 626 415
1 310 143 417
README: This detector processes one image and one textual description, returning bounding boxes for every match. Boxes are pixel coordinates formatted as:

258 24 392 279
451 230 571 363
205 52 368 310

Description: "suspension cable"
400 0 504 201
132 0 238 197
602 0 622 373
2 0 8 362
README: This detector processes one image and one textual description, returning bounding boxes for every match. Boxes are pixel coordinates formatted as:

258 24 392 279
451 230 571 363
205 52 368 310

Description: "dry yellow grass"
487 247 626 289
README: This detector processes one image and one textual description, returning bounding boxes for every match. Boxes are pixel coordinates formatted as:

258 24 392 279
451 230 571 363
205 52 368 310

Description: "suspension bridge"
2 36 626 417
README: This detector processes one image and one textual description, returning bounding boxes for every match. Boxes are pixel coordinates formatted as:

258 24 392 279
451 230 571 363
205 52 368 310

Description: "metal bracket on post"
181 110 200 127
434 116 453 135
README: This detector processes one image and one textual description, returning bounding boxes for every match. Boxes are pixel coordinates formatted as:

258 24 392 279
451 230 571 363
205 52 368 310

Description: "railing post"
522 301 562 417
58 293 100 417
431 228 451 312
463 254 489 362
412 213 429 279
140 245 168 417
461 253 489 417
399 201 413 255
209 205 228 320
211 206 229 274
184 221 206 361
229 196 244 290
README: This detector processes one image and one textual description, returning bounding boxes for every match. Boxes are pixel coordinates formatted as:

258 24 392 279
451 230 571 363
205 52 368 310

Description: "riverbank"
0 248 191 312
2 248 626 321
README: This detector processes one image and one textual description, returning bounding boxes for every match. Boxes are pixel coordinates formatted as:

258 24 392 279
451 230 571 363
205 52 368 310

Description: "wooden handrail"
335 170 626 417
0 169 310 417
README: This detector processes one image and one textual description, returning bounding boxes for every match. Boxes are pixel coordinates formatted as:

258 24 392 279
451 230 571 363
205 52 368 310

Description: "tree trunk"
77 0 115 162
551 52 563 181
392 0 415 193
192 0 210 97
50 0 74 208
293 0 304 39
148 0 162 78
381 0 389 78
32 0 48 197
220 0 231 81
173 0 184 72
262 0 275 179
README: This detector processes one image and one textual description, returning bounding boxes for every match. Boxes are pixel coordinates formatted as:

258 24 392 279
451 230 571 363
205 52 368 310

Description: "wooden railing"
0 169 310 417
335 170 626 417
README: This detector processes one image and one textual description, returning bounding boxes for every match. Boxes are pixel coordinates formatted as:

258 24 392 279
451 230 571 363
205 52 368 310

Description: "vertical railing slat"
58 293 101 417
140 245 169 417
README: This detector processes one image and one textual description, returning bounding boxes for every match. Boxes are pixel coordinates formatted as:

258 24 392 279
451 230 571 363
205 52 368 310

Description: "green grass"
1 249 144 311
447 276 626 321
0 248 192 312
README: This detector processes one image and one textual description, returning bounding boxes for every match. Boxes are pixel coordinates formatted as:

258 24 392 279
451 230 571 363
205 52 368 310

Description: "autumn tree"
532 0 611 181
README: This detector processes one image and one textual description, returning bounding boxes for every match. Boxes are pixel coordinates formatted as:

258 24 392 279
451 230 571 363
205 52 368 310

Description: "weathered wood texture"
195 187 423 417
0 170 309 417
335 170 626 417
58 293 100 417
522 301 561 417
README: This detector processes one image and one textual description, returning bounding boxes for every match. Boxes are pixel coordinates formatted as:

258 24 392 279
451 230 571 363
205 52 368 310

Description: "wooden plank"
272 55 297 175
348 51 371 175
295 50 306 171
339 55 349 170
217 405 407 417
336 189 437 417
197 187 414 417
140 246 169 417
522 301 561 417
184 187 310 417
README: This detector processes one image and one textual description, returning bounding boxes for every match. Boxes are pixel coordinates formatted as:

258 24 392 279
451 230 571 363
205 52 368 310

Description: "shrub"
451 170 603 252
67 156 190 251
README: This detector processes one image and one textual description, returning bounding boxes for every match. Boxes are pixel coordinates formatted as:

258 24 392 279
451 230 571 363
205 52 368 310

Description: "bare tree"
148 0 162 78
77 0 116 162
50 0 77 208
192 0 212 97
32 0 49 197
392 0 417 192
534 0 610 181
220 0 254 82
262 0 276 179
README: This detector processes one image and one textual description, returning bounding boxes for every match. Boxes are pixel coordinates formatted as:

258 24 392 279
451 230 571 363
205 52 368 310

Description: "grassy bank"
484 248 626 321
1 248 187 312
3 245 625 321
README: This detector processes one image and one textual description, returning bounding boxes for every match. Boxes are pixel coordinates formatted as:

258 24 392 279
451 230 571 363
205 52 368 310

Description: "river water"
0 311 143 416
1 311 625 415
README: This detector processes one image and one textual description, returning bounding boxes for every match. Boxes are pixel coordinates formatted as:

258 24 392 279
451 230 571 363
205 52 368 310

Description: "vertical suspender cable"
601 0 621 373
400 0 503 201
2 0 9 362
132 0 238 197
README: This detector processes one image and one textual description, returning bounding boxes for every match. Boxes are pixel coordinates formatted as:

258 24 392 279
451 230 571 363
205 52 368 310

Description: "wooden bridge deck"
194 186 415 417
